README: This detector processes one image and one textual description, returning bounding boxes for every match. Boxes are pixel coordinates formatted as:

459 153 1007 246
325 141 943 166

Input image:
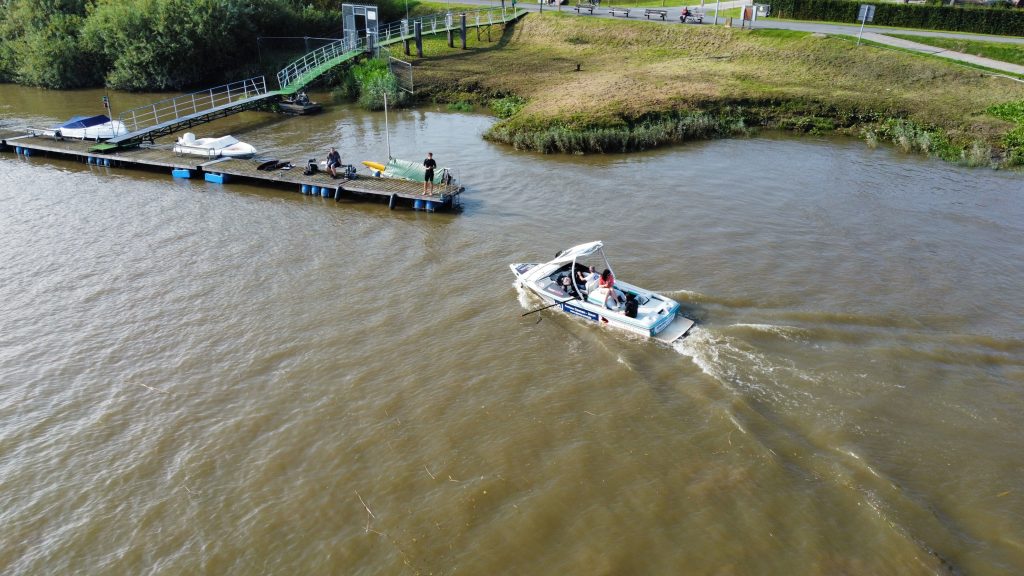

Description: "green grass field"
400 12 1024 164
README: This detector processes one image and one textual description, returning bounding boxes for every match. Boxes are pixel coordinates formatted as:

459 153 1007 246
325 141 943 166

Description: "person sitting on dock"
326 147 342 178
599 268 620 310
423 152 437 195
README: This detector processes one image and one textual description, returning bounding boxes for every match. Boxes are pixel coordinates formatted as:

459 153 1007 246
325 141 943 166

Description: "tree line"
0 0 407 91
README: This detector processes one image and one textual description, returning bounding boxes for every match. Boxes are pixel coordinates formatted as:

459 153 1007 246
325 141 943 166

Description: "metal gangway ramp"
92 7 526 152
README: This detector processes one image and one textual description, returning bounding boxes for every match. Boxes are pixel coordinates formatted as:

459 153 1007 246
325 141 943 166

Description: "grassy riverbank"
405 13 1024 166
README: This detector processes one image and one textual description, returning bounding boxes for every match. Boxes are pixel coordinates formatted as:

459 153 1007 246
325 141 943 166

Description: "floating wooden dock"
0 132 463 212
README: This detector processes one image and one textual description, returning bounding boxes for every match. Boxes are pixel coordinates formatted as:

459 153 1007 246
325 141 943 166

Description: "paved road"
860 32 1024 75
466 0 1024 74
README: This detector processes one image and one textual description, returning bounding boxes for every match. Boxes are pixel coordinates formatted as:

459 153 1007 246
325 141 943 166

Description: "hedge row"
770 0 1024 36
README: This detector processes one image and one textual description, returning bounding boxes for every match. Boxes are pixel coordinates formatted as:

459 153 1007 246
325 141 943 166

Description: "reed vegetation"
407 14 1024 166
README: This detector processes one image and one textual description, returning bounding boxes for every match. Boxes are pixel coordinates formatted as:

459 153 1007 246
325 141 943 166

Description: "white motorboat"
173 132 256 158
510 241 695 343
35 115 127 140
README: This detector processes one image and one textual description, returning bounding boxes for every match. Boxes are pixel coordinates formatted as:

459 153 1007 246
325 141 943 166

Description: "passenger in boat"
326 147 342 178
577 266 599 295
623 293 639 318
423 152 437 195
599 269 620 309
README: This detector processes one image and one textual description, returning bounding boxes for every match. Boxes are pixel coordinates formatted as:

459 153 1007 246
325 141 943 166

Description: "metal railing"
277 39 362 90
376 7 518 45
118 77 269 135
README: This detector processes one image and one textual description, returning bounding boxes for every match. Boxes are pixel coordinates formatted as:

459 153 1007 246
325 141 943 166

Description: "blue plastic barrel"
204 173 227 184
413 199 424 211
426 201 437 212
171 168 191 179
23 148 31 157
301 184 309 195
320 187 330 198
103 159 111 167
15 147 21 155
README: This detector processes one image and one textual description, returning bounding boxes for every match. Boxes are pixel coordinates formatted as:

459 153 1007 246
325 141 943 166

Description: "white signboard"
858 4 875 22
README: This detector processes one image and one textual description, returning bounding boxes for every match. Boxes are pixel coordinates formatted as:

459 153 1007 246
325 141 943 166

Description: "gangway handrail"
377 7 515 44
277 38 362 90
117 76 269 136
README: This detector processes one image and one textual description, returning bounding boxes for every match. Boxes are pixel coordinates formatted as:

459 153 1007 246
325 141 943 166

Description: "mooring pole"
415 21 423 57
383 91 391 159
460 13 467 49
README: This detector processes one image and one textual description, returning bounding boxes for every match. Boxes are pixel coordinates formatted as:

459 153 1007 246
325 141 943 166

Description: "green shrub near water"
344 58 408 110
770 0 1024 36
490 96 528 119
987 100 1024 166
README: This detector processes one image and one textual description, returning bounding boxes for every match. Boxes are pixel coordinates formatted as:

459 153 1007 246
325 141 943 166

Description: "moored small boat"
278 92 322 115
511 241 695 343
173 132 256 158
36 115 127 140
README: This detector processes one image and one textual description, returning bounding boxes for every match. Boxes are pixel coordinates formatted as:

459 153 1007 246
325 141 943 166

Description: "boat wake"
670 322 967 575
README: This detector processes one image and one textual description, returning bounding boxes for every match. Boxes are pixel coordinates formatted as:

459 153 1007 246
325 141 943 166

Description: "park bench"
644 8 668 20
609 7 630 17
680 8 704 23
575 2 596 13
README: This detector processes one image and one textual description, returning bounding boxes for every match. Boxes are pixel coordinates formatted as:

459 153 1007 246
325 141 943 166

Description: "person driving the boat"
598 268 620 310
326 147 342 178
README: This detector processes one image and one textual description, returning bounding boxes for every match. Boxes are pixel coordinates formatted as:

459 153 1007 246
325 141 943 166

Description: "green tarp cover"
385 158 447 185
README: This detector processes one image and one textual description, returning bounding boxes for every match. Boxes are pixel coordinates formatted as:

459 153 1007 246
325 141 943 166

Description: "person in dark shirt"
326 147 342 178
423 152 437 195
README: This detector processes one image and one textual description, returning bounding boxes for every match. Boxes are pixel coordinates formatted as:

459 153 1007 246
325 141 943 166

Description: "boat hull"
279 102 323 115
511 258 693 343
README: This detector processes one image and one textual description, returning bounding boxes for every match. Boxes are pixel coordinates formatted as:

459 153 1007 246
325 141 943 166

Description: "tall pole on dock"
383 91 391 159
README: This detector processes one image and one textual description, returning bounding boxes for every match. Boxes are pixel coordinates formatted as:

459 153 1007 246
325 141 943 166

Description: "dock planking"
1 133 463 211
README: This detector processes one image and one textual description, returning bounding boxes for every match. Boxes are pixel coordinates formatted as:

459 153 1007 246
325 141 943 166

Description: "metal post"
713 0 719 24
415 21 423 57
383 91 391 160
857 16 866 45
461 13 467 49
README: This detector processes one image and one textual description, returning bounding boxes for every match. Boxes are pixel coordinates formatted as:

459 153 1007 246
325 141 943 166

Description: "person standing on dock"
423 152 437 195
326 147 342 178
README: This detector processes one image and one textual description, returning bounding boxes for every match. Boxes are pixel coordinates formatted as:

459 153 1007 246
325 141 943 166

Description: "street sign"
858 4 875 23
856 4 875 46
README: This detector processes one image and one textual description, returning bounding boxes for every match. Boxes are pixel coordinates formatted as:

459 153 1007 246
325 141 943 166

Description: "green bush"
770 0 1024 35
352 58 407 110
489 95 527 119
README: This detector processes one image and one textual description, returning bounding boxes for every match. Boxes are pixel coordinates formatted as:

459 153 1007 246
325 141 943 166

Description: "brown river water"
1 85 1023 575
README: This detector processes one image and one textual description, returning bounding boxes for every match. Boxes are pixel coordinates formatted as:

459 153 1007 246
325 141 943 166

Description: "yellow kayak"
361 160 386 173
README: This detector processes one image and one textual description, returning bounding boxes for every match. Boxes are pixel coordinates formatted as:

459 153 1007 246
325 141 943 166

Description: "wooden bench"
574 2 596 13
609 7 630 17
680 9 704 23
644 8 668 20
